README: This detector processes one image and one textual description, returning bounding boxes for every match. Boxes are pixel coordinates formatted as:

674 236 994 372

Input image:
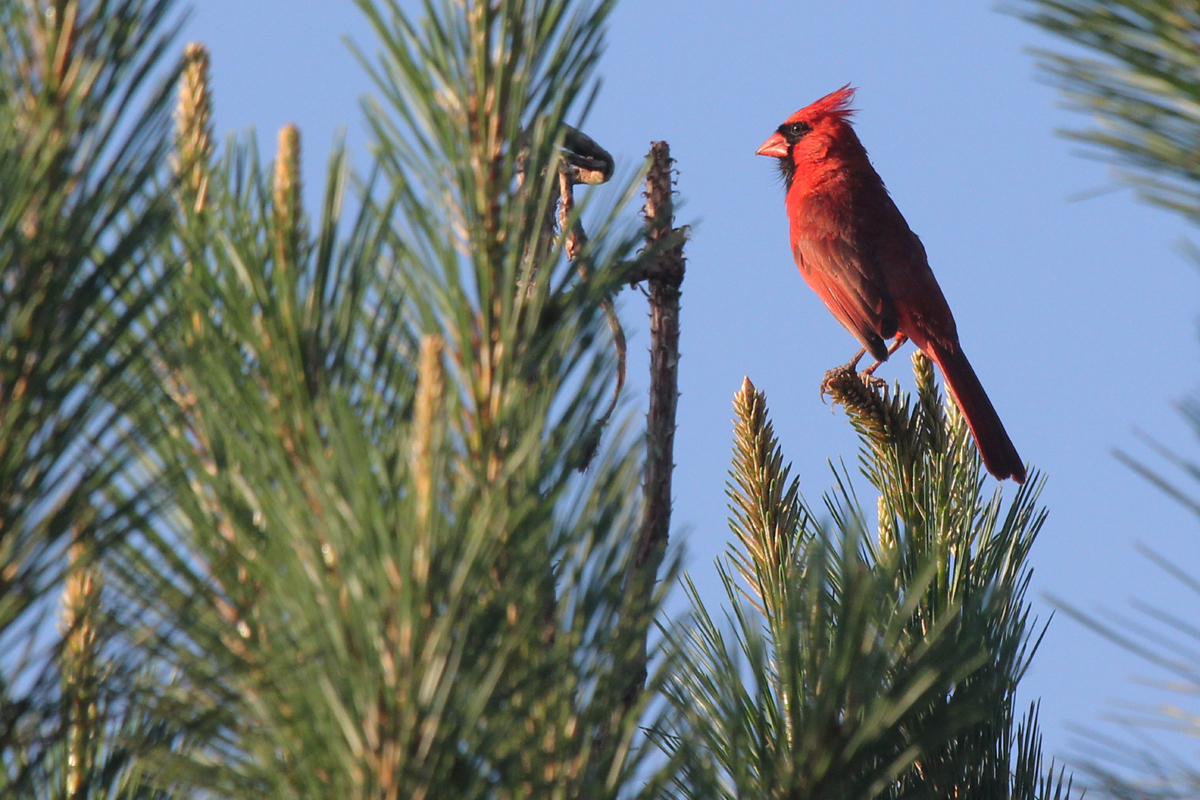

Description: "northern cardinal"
756 86 1025 483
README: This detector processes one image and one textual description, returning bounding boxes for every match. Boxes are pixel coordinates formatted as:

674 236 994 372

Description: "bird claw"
858 371 888 393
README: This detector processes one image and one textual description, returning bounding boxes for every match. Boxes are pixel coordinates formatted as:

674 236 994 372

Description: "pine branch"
1015 0 1200 221
660 357 1066 800
1015 6 1200 796
0 0 179 789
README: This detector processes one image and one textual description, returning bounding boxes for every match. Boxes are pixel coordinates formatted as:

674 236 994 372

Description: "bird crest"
788 84 856 125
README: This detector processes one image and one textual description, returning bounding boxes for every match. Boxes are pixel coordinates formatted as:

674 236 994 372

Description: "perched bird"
756 85 1025 483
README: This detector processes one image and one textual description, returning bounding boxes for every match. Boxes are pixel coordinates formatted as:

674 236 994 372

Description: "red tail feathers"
928 344 1026 484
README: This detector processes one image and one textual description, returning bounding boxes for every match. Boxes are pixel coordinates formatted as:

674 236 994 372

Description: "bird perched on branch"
756 85 1025 483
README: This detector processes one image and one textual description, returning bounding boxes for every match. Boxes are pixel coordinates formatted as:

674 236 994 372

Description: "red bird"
757 86 1025 483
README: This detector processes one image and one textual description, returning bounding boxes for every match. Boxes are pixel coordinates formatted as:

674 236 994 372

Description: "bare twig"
587 141 686 787
621 140 685 708
619 228 688 285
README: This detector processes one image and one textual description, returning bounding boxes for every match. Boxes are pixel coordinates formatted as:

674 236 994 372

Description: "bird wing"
874 208 959 355
792 230 897 362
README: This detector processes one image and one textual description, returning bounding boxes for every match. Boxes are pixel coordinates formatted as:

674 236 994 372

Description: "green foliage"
1018 4 1200 796
0 0 180 794
97 1 670 797
659 361 1071 800
0 0 177 643
1016 0 1200 221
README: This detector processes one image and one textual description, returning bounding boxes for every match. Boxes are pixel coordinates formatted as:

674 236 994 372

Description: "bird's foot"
854 335 907 387
857 371 888 393
858 359 888 391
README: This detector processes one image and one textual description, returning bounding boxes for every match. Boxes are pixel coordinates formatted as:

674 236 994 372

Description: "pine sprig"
838 357 1059 800
660 372 1024 800
726 376 807 625
662 358 1067 800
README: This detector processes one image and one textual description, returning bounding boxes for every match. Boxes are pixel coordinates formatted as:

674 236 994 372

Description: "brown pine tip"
176 42 214 214
273 124 303 269
822 363 889 440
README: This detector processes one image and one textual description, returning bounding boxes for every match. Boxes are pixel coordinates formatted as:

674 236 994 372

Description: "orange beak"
756 131 788 158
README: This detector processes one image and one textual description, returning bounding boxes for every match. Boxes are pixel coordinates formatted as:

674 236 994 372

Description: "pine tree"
0 0 1083 796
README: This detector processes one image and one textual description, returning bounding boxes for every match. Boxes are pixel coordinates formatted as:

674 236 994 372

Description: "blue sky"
189 0 1200 769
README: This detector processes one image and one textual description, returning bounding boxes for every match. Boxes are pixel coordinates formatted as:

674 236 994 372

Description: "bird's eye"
779 122 811 143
